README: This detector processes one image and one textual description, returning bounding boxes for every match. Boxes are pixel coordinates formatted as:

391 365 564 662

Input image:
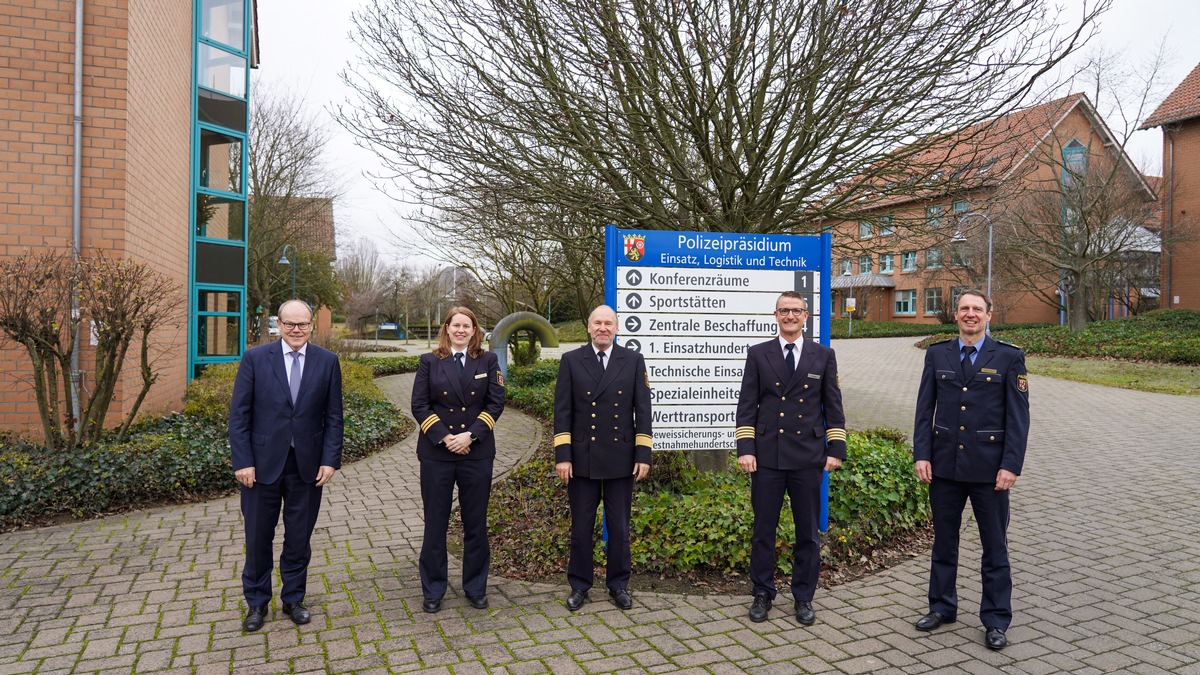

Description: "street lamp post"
278 244 297 299
842 268 854 337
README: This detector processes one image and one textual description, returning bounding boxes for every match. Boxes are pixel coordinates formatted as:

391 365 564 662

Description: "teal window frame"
879 253 894 274
901 251 918 271
879 215 894 236
858 221 873 239
926 204 944 227
894 290 917 315
858 255 873 274
924 287 943 314
926 247 942 269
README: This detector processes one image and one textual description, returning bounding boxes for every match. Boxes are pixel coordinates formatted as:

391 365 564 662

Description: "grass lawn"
1025 356 1200 396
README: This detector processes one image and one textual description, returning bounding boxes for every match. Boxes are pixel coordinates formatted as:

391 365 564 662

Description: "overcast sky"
255 0 1200 264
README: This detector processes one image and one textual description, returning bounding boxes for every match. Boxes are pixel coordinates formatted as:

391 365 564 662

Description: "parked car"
268 315 280 337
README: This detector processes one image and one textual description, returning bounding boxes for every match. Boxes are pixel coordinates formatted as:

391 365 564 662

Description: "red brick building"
1141 62 1200 311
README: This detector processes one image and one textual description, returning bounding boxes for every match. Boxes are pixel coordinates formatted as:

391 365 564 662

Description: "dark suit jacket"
411 350 505 461
735 338 847 470
553 343 652 479
913 336 1030 482
229 340 344 485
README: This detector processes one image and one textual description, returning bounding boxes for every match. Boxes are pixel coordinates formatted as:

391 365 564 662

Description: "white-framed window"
859 221 873 239
839 258 853 276
926 247 942 269
858 255 873 274
952 199 969 215
895 290 917 315
926 204 944 228
951 247 970 267
901 251 918 271
924 287 943 314
879 216 894 236
879 253 894 274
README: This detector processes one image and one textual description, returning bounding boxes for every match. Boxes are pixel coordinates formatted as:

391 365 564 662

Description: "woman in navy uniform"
411 307 505 613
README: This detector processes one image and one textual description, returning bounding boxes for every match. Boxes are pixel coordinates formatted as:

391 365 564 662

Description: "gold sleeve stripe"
826 428 848 442
735 426 756 440
554 432 572 447
478 412 496 429
635 434 653 449
420 414 441 433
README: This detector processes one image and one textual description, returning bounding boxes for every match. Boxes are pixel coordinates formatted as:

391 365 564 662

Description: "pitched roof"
1141 62 1200 129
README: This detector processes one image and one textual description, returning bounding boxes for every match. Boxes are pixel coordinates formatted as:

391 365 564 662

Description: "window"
951 286 968 308
926 205 944 228
198 43 247 98
895 290 917 315
859 221 873 239
201 0 246 51
952 199 969 215
926 247 942 269
951 247 970 267
901 251 918 271
879 253 894 274
1063 139 1086 188
924 288 943 314
839 259 853 276
879 216 894 236
858 255 873 274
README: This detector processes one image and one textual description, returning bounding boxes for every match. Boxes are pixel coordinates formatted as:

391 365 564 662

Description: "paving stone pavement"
2 337 1200 674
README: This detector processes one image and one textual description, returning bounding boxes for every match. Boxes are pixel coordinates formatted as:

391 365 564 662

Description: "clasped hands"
442 432 474 455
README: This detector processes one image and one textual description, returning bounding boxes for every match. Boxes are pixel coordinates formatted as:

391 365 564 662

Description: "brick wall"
0 0 193 433
1162 119 1200 310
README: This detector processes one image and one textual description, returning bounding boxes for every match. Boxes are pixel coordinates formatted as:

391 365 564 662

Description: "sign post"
604 226 835 528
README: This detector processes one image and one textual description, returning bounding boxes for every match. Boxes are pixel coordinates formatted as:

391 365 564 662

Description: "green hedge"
1 355 411 529
491 361 930 577
831 318 1049 339
913 310 1200 365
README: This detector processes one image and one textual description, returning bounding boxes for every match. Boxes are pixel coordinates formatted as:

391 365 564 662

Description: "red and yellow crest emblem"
623 234 646 262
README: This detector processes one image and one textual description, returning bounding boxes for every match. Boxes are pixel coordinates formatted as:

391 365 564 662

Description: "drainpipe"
1164 125 1175 308
70 0 84 432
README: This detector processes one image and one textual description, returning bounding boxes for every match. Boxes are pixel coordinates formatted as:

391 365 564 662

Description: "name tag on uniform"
474 373 487 379
980 368 998 374
807 373 821 379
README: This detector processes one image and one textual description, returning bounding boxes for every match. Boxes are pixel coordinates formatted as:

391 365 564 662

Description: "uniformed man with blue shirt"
912 289 1030 651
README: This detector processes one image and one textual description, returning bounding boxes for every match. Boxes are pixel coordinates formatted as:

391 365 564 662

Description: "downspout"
70 0 84 432
1164 125 1176 308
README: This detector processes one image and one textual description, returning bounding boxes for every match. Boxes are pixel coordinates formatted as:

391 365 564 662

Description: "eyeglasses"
775 308 808 316
281 321 311 331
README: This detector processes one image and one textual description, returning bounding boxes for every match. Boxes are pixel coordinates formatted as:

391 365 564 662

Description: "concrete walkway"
2 337 1200 673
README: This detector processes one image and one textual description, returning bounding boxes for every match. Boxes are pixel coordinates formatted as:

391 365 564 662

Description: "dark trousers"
241 450 323 607
419 456 494 600
749 465 822 601
567 475 633 593
928 477 1012 629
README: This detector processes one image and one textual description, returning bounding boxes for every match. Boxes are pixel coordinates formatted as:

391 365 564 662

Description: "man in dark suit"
735 291 846 625
229 299 343 632
912 289 1029 651
554 305 652 612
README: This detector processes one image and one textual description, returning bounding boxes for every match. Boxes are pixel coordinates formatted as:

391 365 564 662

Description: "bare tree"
341 0 1103 239
337 237 393 331
247 80 343 342
991 48 1180 331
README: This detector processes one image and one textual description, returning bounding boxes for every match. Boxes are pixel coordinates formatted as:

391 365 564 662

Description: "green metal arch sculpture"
489 311 560 378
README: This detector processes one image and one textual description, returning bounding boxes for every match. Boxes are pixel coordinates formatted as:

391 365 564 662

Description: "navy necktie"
785 342 795 372
961 345 977 379
598 351 606 369
455 352 464 374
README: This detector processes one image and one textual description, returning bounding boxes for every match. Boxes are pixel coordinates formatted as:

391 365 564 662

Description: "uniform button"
612 437 618 442
591 436 596 441
778 429 784 433
443 391 448 396
959 426 965 431
958 444 964 449
989 435 996 441
960 406 966 411
781 396 786 401
798 399 804 403
462 407 467 412
461 424 467 429
775 382 780 387
591 425 596 430
592 402 597 406
591 413 596 418
798 414 803 419
613 426 618 431
470 391 476 395
614 414 619 418
986 376 992 382
962 387 968 392
618 390 622 394
614 403 618 407
587 392 591 396
804 384 809 389
796 430 802 434
779 412 785 417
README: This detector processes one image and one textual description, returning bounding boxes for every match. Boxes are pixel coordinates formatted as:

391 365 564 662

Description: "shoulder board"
993 339 1023 350
928 338 955 346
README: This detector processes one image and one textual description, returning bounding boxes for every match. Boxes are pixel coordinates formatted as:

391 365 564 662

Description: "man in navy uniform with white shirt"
912 289 1029 651
553 305 652 612
735 291 846 625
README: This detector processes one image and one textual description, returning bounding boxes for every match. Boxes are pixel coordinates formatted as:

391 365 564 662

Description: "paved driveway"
2 337 1199 674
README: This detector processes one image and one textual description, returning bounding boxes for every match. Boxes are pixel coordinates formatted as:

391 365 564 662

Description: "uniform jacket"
411 350 506 461
735 338 847 470
229 340 344 485
912 336 1030 482
553 343 652 479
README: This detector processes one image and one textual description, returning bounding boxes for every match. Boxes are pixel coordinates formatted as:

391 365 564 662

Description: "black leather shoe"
794 600 816 626
565 589 588 611
915 611 956 632
748 593 771 623
243 605 267 632
985 627 1008 650
422 597 443 613
281 601 310 625
467 595 489 609
609 589 632 610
